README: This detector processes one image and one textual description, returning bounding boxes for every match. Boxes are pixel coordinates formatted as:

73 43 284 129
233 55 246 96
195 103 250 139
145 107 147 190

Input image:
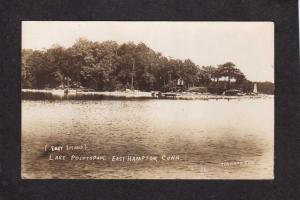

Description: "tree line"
22 38 274 94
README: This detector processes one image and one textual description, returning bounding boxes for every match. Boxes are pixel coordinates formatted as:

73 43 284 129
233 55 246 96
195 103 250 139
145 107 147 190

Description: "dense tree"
21 38 272 94
25 50 54 88
256 81 275 94
21 49 34 88
199 66 217 85
78 40 120 90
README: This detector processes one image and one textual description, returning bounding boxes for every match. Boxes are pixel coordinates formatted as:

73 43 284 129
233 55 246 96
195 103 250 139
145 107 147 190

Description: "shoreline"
21 89 273 101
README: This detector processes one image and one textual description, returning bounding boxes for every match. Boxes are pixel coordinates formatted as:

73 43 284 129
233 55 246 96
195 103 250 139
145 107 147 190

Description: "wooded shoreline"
22 39 274 95
22 89 272 101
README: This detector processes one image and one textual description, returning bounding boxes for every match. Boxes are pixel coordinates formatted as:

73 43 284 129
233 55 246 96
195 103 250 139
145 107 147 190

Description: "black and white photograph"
21 21 274 179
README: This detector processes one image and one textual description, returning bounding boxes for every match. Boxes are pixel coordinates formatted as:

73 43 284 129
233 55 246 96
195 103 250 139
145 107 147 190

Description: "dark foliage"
21 38 274 94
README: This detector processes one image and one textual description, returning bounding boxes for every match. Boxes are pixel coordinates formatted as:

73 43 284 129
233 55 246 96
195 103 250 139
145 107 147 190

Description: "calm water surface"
22 97 274 179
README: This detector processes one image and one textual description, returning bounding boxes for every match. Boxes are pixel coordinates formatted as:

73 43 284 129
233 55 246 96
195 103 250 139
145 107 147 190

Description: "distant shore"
21 89 273 101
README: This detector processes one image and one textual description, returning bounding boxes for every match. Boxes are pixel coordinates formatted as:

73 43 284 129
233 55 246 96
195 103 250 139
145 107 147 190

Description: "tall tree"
21 39 252 92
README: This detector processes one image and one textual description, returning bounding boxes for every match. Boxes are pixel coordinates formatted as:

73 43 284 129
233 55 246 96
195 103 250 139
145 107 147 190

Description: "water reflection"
22 98 273 179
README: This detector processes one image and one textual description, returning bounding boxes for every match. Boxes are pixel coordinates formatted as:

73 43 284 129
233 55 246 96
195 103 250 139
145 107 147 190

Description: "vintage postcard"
21 21 274 179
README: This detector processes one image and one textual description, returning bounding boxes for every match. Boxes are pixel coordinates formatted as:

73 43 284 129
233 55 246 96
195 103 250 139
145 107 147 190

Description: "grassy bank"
21 90 153 100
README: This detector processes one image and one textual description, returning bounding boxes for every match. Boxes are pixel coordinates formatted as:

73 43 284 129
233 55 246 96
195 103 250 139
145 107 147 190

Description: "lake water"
22 97 274 179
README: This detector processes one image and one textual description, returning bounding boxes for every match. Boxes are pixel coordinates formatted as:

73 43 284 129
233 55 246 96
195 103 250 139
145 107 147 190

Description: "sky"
22 21 274 82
